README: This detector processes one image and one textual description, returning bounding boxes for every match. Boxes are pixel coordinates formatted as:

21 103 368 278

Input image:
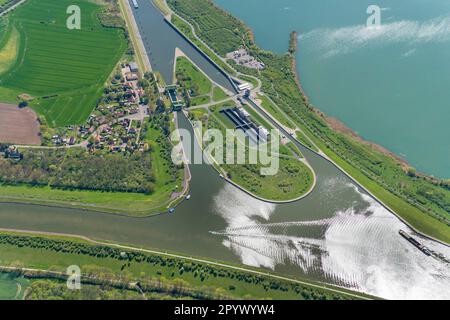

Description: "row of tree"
0 148 155 194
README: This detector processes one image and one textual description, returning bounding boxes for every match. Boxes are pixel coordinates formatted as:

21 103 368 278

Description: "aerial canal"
128 0 236 92
0 0 448 300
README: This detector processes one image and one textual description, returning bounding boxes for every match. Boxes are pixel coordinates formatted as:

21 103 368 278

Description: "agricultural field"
0 0 127 127
0 103 40 145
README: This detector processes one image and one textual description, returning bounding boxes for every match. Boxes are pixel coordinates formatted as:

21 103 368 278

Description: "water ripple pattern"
211 182 450 299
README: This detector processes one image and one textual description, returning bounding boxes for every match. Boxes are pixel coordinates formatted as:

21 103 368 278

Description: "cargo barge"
399 230 431 256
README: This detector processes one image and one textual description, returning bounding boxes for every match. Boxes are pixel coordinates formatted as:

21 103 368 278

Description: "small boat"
219 174 224 179
186 194 191 200
168 208 175 214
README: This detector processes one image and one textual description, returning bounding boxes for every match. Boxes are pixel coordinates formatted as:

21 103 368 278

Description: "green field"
212 86 228 101
0 273 29 300
0 0 127 127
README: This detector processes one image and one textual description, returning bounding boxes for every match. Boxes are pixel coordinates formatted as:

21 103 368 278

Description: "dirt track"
0 103 41 145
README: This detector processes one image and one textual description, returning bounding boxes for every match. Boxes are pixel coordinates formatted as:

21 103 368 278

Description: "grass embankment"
189 102 314 202
0 232 365 300
238 74 259 88
118 0 149 73
0 0 127 127
167 0 450 243
212 86 228 101
152 0 170 16
0 272 29 300
257 93 293 129
170 14 236 76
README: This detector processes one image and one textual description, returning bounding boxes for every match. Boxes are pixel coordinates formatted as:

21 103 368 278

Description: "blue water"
215 0 450 178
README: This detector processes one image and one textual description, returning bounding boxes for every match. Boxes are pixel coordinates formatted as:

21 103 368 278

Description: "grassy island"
175 56 314 202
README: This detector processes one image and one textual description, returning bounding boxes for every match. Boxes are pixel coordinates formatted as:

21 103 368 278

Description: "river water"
0 0 448 300
215 0 450 179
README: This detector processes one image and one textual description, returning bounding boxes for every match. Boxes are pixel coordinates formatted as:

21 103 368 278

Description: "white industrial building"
258 126 270 141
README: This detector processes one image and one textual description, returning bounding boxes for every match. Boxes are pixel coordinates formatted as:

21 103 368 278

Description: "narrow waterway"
130 0 235 92
0 0 448 300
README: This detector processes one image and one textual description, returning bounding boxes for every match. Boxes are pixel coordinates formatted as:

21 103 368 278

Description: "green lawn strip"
238 74 259 89
212 86 228 101
0 184 171 215
0 23 18 75
0 232 365 300
241 103 272 129
176 56 212 96
190 95 210 106
188 108 209 121
0 273 21 300
144 125 184 197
